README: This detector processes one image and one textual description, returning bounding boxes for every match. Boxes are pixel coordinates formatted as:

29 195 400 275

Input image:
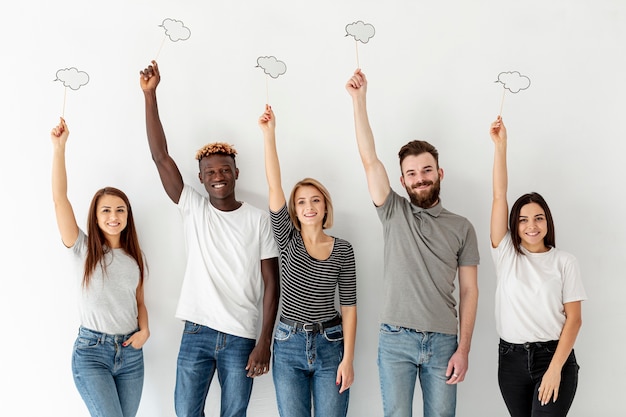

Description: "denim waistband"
279 314 342 333
500 338 559 351
79 326 137 344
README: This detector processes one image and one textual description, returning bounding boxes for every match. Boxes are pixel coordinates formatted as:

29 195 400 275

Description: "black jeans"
498 339 579 417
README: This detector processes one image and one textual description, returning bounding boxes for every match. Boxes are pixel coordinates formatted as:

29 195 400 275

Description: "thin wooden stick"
499 88 506 116
355 40 360 68
266 74 269 104
62 86 67 118
155 35 167 61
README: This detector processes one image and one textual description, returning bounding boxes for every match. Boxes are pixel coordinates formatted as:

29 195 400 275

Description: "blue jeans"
174 321 256 417
498 339 579 417
72 326 144 417
272 320 349 417
378 324 458 417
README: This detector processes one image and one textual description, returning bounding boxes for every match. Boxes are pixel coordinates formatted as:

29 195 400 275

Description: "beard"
406 177 441 208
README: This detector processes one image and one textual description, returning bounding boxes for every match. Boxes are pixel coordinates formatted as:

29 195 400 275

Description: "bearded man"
346 69 480 417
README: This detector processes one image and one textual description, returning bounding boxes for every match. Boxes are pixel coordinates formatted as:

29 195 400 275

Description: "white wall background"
2 0 624 415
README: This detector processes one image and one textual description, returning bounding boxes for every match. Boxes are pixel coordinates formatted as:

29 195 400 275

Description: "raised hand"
490 115 507 145
50 117 69 147
345 68 367 98
139 60 161 92
258 104 276 134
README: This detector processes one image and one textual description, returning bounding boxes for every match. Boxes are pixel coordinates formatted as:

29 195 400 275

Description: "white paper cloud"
256 56 287 79
160 18 191 42
54 67 89 90
496 71 531 93
345 21 375 44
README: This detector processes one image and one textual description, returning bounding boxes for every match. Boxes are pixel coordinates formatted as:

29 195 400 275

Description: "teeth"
214 184 225 188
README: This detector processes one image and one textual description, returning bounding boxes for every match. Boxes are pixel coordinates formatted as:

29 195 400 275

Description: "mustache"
411 181 434 188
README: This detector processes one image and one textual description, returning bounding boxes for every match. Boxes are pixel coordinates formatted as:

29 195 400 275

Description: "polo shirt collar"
411 200 443 217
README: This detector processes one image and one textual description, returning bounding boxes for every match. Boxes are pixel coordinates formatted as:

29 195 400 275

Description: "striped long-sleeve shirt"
270 204 356 323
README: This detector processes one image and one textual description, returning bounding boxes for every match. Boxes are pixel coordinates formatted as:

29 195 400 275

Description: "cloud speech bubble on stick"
54 67 90 90
54 67 89 117
155 18 191 60
160 18 191 42
345 21 375 44
495 71 531 116
256 56 287 79
345 21 375 68
495 71 531 93
256 56 287 104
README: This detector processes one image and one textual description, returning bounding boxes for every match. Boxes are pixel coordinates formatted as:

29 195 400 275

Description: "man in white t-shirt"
140 60 279 417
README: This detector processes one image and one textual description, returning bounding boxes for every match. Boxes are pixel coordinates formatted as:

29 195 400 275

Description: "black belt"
500 339 559 351
279 315 342 333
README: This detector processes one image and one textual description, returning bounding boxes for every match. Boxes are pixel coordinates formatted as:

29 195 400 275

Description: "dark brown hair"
84 187 145 288
398 140 439 171
509 192 555 255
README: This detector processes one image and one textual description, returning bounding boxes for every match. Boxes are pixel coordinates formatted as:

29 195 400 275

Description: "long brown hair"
83 187 145 288
509 192 555 255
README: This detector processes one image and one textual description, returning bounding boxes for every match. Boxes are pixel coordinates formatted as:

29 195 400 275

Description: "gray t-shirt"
376 190 480 334
71 230 140 335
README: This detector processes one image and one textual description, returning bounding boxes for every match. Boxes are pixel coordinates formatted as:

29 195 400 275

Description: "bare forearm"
458 280 478 354
259 288 278 345
493 142 508 200
52 145 68 202
262 131 286 211
137 302 149 334
143 90 170 162
340 305 357 362
351 96 390 204
351 96 378 167
549 306 582 370
259 258 279 345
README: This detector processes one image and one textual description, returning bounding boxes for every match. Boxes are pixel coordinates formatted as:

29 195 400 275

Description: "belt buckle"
302 323 316 332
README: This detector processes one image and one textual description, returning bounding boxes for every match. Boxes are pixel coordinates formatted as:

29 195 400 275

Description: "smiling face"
517 202 549 252
96 194 128 245
293 185 327 229
399 153 444 208
198 154 239 209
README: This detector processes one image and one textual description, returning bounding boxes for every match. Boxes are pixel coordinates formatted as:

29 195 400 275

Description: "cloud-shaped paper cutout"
495 71 531 93
54 67 90 90
256 56 287 79
345 21 375 44
160 18 191 42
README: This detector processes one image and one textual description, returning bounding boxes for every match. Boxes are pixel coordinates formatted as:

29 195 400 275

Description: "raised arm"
345 69 391 206
51 117 79 247
258 105 287 211
490 116 509 247
139 60 184 203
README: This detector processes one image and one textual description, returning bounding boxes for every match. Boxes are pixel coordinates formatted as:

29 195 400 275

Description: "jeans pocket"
542 345 557 354
498 343 512 356
323 325 344 342
274 323 293 342
75 337 99 349
183 321 201 334
379 323 403 335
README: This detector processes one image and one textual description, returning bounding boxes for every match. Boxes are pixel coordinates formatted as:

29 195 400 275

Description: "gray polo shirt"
376 190 480 335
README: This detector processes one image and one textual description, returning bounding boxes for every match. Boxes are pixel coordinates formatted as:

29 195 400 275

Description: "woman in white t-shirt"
489 116 586 417
51 117 150 417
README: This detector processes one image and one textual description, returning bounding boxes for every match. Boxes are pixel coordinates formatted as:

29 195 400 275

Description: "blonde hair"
288 178 334 231
195 142 238 161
